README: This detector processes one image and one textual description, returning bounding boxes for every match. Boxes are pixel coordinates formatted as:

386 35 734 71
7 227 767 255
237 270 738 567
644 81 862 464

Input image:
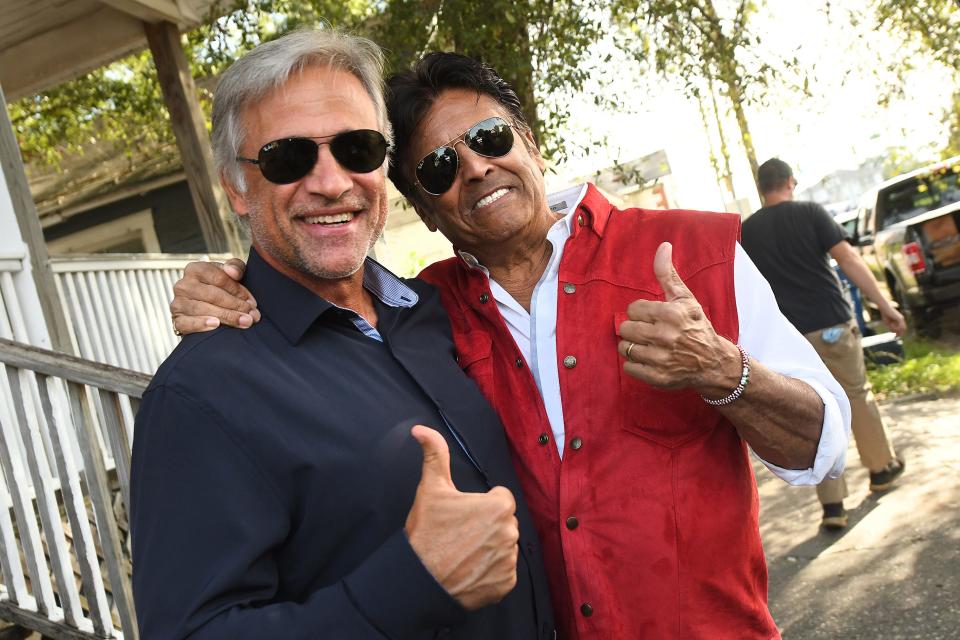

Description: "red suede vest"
419 185 779 640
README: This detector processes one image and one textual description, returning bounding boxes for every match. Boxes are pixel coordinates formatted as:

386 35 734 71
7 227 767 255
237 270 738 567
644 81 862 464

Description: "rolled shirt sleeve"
733 243 851 484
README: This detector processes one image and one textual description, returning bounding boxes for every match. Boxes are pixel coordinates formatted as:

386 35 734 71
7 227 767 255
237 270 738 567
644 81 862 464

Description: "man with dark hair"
171 53 850 639
131 31 554 639
742 158 906 530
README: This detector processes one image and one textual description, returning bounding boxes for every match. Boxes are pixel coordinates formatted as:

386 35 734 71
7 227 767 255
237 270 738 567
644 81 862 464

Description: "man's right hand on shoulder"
171 258 260 335
405 425 520 610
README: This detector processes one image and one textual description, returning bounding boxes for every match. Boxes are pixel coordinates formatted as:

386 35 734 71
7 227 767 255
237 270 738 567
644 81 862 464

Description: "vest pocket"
614 312 721 448
453 330 496 401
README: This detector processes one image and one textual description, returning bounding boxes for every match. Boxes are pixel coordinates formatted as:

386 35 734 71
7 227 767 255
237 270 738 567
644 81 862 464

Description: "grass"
867 338 960 400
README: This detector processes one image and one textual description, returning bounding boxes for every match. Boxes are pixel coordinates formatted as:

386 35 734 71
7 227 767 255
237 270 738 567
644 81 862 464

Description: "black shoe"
870 457 905 492
821 502 848 529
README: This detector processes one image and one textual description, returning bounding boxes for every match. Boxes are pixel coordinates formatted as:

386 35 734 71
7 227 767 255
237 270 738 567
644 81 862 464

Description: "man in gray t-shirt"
742 158 906 529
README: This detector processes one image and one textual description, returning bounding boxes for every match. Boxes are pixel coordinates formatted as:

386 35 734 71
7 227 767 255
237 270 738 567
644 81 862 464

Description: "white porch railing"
0 337 150 640
0 252 32 347
50 254 230 374
1 253 156 638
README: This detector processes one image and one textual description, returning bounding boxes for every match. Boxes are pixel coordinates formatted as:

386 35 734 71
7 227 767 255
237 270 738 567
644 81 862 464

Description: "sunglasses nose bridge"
453 138 497 182
301 142 353 196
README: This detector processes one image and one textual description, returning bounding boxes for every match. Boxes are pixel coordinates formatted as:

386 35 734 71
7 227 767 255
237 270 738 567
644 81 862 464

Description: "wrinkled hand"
880 305 906 337
617 242 740 392
170 258 259 335
405 425 519 610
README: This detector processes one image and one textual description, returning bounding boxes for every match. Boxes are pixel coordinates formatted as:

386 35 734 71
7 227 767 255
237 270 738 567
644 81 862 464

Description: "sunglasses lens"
414 117 515 195
258 138 318 184
330 130 388 173
416 147 459 195
466 117 514 158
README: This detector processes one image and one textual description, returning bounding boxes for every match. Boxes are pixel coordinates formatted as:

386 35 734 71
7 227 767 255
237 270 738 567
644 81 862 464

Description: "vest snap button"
538 433 549 445
570 437 583 450
479 293 489 303
563 355 577 369
580 603 593 617
563 283 576 294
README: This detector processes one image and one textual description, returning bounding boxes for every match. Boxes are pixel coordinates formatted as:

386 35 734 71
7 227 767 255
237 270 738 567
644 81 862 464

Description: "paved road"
760 392 960 639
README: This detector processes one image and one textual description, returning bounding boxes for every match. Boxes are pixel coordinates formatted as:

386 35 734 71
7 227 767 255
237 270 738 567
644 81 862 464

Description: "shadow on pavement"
759 393 960 639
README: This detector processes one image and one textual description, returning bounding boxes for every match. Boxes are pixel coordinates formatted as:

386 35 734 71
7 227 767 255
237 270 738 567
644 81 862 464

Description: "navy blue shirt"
130 249 554 639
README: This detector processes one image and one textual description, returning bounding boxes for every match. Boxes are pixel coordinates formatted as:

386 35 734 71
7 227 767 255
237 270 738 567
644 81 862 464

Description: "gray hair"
212 27 393 192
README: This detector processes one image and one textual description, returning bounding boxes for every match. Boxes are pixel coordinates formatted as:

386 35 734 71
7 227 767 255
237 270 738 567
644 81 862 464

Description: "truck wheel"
892 282 941 339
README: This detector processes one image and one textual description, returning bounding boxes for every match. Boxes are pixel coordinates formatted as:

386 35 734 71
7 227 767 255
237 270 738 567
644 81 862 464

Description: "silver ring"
625 341 636 360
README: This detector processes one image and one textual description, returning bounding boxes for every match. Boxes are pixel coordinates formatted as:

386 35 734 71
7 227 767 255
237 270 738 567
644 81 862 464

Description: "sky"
544 1 957 214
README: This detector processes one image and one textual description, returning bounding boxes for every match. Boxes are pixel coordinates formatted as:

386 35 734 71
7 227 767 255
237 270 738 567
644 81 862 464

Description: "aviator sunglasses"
237 129 388 184
414 116 515 195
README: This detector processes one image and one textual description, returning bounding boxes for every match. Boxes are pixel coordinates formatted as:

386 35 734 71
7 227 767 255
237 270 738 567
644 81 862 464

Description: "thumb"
653 242 690 302
411 425 455 490
223 258 247 281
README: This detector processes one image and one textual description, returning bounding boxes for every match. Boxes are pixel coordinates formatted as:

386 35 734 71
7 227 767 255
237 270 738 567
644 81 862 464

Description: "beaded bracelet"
700 345 750 406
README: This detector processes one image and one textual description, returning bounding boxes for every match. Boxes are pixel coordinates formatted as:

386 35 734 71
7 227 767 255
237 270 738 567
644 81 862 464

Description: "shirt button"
563 355 577 369
479 293 490 303
580 603 593 617
566 516 579 530
538 433 550 446
563 283 576 294
570 437 583 450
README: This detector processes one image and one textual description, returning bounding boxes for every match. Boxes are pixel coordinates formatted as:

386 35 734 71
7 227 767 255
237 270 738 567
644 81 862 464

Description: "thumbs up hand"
618 242 742 392
653 240 695 302
405 425 520 610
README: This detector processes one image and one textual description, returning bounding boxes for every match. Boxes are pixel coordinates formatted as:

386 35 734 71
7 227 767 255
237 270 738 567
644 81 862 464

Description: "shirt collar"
244 248 418 344
457 182 600 271
573 182 613 236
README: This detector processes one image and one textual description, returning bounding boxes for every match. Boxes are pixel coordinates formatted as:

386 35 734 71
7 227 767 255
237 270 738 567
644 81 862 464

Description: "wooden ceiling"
0 0 227 102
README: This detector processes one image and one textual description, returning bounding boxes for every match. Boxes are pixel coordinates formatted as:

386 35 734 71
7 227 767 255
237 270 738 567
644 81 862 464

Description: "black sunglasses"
237 129 388 184
414 116 515 195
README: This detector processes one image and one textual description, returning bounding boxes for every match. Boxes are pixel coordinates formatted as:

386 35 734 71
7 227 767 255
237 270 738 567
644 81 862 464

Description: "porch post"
144 20 244 256
0 82 73 352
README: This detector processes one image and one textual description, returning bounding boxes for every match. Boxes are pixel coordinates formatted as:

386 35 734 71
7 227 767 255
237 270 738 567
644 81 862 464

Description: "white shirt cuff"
756 377 849 485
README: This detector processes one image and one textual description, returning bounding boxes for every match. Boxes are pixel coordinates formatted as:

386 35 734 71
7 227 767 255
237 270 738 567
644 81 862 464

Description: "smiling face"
223 65 388 286
406 89 554 262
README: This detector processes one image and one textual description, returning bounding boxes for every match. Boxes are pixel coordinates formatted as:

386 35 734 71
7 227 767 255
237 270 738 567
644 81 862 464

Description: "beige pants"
804 320 897 504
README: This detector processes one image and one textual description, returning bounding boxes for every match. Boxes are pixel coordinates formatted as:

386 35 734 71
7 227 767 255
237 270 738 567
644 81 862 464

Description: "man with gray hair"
130 29 554 639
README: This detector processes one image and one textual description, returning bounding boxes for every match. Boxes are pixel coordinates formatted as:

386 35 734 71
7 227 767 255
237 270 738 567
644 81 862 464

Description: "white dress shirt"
458 184 851 485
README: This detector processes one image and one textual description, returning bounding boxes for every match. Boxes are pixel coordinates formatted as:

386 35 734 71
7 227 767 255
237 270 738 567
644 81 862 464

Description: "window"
47 210 161 255
876 164 960 230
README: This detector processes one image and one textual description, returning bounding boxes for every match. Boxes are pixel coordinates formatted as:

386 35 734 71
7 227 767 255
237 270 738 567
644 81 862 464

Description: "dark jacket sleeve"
130 385 465 640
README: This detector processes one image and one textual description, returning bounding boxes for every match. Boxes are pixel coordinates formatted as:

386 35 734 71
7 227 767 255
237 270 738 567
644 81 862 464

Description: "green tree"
874 0 960 71
946 91 960 158
11 0 611 171
610 0 794 197
873 0 960 158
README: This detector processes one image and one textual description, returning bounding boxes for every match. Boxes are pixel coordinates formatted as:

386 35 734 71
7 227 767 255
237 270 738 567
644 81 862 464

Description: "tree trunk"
725 75 760 198
444 0 541 143
707 72 737 202
700 0 761 198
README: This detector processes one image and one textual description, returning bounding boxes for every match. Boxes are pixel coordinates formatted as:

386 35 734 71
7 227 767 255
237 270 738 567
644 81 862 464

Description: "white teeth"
474 188 509 210
303 212 355 225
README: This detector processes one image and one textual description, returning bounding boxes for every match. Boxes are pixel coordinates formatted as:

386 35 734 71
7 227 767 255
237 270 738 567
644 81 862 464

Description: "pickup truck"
854 156 960 336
